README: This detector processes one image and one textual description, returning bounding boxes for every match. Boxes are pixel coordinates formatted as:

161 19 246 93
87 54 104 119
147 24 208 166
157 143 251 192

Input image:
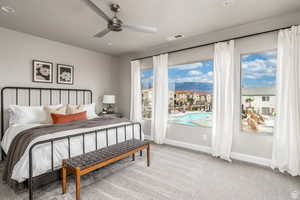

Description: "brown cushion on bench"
64 139 149 170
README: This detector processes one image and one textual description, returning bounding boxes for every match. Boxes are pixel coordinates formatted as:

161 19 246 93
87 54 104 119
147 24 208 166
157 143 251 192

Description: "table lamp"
102 95 115 114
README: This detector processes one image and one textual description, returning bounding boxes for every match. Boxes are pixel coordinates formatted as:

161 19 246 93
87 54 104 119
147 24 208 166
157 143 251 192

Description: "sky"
241 50 277 88
141 60 213 89
169 60 213 84
141 50 277 89
141 68 154 89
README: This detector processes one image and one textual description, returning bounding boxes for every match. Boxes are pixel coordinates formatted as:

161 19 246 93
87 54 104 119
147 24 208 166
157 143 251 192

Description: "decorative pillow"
67 103 98 119
44 105 67 124
67 104 84 114
8 105 47 125
51 111 87 124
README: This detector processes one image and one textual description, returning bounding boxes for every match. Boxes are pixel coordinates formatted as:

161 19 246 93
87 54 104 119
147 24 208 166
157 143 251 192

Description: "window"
141 68 153 119
241 50 277 134
261 107 271 115
168 60 213 127
262 96 270 102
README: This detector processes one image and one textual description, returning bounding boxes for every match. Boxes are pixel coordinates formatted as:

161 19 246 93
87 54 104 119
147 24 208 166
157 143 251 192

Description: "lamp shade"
103 95 115 104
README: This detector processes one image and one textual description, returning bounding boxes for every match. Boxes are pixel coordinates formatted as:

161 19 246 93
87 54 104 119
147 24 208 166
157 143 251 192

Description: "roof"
175 90 210 95
141 88 153 92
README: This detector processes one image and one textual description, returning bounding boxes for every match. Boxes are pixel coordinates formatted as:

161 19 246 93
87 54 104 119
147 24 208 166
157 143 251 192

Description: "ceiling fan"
82 0 158 38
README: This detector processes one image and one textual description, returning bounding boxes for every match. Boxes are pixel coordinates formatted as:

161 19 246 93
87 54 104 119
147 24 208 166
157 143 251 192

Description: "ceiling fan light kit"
82 0 158 38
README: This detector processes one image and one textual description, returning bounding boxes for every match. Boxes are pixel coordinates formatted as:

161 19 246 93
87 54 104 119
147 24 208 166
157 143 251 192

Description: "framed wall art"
57 64 74 85
32 60 53 83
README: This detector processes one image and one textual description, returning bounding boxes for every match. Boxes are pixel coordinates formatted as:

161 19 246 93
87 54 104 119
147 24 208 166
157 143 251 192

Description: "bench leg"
147 144 150 167
75 168 81 200
132 153 135 161
61 162 67 194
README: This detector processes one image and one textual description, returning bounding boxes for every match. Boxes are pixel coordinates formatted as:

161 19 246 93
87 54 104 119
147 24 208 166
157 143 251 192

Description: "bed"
0 86 143 200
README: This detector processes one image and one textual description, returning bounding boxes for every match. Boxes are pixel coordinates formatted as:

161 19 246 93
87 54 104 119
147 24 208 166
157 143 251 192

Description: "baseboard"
164 139 211 154
231 152 271 167
144 135 153 141
164 138 271 167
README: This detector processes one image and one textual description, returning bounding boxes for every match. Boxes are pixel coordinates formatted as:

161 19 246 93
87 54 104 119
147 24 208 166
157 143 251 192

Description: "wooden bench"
61 139 150 200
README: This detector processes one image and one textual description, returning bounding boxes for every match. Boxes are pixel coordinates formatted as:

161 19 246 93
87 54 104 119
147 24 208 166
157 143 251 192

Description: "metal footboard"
28 122 142 200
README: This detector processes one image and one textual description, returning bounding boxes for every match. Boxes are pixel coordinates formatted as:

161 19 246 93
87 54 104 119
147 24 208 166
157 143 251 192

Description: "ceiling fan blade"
82 0 110 22
123 24 157 34
94 28 110 38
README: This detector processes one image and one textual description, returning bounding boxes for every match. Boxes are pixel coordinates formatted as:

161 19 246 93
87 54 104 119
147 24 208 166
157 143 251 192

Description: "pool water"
169 112 212 127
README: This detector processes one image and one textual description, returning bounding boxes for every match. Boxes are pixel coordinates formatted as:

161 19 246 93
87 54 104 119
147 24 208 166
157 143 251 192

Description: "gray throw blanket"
3 117 130 187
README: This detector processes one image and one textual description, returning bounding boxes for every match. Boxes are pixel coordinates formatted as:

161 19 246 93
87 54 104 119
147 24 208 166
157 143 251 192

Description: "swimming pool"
169 112 213 127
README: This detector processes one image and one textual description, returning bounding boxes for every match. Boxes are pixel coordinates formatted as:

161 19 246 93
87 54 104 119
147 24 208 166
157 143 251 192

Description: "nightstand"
98 113 123 118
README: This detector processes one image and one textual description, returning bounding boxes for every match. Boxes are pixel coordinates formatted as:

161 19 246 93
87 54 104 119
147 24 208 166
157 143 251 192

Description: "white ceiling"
0 0 300 55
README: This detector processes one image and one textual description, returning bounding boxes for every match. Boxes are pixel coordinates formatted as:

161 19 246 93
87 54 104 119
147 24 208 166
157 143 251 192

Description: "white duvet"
1 121 143 183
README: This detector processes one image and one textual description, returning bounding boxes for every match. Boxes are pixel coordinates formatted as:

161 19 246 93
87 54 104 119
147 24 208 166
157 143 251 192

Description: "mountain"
142 81 213 93
173 82 213 93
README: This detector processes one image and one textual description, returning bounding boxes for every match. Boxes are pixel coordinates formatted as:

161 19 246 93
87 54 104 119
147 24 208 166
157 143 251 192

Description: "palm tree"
245 97 254 109
187 96 194 111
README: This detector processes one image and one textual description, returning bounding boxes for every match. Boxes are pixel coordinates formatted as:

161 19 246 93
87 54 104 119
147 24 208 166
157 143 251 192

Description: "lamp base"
103 104 114 114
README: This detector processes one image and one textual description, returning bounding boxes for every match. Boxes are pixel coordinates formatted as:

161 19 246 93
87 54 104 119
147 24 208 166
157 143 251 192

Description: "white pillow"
8 104 63 125
67 103 98 119
84 103 98 119
9 105 47 125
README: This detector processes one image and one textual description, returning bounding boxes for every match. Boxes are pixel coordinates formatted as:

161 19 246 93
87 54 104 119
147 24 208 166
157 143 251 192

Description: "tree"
245 97 254 108
187 97 194 105
186 96 194 111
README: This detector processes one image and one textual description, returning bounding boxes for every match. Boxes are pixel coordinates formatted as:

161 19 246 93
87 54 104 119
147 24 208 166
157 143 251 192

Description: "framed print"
32 60 53 83
57 64 74 85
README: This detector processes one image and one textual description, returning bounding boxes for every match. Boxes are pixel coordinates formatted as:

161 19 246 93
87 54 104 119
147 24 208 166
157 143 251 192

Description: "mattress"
1 121 143 182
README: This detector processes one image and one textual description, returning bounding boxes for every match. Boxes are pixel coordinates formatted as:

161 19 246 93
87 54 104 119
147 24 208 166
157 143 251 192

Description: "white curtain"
272 26 300 176
212 40 239 161
130 60 143 122
151 54 169 144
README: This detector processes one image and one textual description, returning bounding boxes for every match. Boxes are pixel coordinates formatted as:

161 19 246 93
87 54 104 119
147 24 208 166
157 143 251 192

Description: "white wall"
0 27 120 113
117 12 300 160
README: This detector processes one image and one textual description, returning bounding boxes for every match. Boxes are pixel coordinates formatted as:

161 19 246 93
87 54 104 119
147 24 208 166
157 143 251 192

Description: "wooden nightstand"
98 113 123 118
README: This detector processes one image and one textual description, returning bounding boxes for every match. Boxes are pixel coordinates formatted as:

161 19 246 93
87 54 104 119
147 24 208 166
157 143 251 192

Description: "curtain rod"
131 25 294 61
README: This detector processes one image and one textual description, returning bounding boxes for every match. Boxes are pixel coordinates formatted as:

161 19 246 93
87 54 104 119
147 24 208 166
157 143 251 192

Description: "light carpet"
0 144 299 200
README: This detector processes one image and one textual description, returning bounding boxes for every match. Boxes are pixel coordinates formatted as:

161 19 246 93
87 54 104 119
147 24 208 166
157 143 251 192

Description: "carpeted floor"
0 144 299 200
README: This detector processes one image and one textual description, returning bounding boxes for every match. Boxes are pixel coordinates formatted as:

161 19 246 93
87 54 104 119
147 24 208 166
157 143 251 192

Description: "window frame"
167 59 214 128
141 67 154 120
239 49 277 135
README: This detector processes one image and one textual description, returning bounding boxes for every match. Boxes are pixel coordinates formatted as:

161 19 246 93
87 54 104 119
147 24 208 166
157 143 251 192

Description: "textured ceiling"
0 0 300 55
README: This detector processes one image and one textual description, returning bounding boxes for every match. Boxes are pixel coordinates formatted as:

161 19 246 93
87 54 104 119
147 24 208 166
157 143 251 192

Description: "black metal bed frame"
28 122 142 200
1 86 93 140
0 87 142 200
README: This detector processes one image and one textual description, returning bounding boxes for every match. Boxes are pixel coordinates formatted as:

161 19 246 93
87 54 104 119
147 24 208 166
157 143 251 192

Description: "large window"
141 68 153 119
168 60 213 127
241 50 277 134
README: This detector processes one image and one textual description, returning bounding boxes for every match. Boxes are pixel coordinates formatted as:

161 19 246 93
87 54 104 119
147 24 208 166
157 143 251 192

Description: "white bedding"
1 121 143 183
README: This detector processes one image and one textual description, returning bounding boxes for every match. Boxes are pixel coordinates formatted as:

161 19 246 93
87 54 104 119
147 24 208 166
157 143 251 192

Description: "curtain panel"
151 54 169 144
212 40 239 161
272 26 300 176
130 60 143 122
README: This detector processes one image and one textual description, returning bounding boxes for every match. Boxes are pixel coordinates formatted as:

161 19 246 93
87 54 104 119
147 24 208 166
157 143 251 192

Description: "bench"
61 139 150 200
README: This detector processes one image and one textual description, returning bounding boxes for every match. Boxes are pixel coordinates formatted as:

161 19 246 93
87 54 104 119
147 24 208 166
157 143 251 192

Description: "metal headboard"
1 86 93 140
